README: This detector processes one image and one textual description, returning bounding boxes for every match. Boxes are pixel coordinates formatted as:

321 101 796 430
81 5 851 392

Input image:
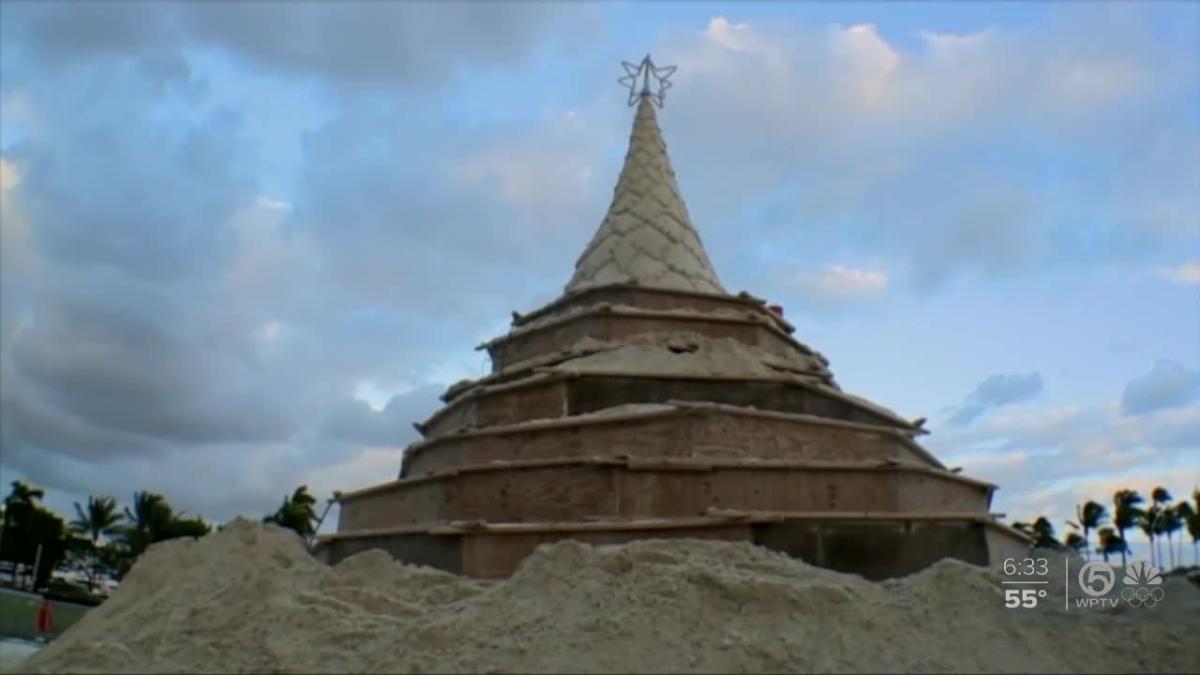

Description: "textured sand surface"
448 329 836 407
551 333 823 379
567 97 723 294
24 520 1199 674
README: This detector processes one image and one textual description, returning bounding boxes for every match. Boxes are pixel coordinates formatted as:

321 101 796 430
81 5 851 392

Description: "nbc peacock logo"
1119 560 1165 608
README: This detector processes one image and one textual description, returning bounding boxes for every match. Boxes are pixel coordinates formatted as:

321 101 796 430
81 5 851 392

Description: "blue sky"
0 2 1197 559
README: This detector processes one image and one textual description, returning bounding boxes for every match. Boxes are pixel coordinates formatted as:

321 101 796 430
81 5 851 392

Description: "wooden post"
31 543 43 591
308 497 337 550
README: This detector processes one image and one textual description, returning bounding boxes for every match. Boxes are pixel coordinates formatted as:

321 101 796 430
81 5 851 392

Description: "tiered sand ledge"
400 401 944 477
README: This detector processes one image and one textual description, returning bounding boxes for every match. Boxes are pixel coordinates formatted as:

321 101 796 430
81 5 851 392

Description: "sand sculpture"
314 57 1031 579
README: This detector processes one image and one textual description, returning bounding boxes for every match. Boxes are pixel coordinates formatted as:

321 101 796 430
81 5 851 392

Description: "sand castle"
314 58 1031 579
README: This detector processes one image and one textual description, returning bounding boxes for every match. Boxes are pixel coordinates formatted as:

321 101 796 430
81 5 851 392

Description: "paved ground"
0 637 42 673
0 589 89 642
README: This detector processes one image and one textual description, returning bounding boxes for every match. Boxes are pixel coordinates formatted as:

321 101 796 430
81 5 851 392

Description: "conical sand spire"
566 95 725 295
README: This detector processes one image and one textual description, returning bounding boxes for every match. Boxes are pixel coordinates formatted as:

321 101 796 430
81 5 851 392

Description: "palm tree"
1151 487 1172 567
1096 527 1126 564
168 516 211 539
1068 501 1108 561
1161 504 1184 571
70 496 123 545
263 485 319 539
1064 532 1086 556
1031 517 1060 549
1 481 47 585
1186 499 1200 566
1 481 45 538
120 491 174 556
1112 489 1144 567
69 496 124 592
4 481 45 507
1140 504 1160 567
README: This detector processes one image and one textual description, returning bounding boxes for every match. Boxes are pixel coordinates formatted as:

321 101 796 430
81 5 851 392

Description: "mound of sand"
23 519 1200 674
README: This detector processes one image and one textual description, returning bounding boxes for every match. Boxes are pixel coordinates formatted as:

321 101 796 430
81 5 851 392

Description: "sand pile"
23 519 1199 674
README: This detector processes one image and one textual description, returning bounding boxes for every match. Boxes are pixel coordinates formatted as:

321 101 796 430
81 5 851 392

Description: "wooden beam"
338 455 993 503
316 516 757 541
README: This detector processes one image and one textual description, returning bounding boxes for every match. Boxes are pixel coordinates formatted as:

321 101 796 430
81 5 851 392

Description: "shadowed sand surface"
22 519 1200 674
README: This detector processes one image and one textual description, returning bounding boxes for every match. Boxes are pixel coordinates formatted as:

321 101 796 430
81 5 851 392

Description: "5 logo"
1077 561 1116 597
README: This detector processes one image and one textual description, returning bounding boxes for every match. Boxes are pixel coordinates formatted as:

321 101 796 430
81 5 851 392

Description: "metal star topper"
618 54 677 108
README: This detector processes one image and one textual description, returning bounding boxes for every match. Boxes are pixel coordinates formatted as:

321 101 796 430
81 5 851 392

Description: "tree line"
1014 486 1200 569
0 481 324 595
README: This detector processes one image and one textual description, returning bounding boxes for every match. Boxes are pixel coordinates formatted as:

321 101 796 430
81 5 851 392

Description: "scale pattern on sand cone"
23 520 1200 674
566 96 724 295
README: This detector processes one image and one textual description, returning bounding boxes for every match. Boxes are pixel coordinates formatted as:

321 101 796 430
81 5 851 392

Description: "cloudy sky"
1 2 1197 555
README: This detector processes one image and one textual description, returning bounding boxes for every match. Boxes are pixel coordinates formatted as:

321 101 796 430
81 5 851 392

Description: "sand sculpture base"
317 513 1028 580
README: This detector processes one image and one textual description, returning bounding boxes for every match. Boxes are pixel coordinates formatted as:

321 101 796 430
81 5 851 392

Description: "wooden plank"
481 306 812 372
706 507 1000 521
344 454 991 503
513 283 767 327
318 515 763 541
555 370 915 431
406 400 934 462
402 408 942 478
422 369 923 444
706 507 1031 541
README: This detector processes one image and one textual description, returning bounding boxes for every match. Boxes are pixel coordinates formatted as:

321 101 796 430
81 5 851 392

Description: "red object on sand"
767 304 784 317
36 598 54 633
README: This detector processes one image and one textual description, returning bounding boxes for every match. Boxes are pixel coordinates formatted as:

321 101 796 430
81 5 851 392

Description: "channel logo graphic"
1072 559 1165 610
1076 561 1116 605
1120 561 1164 608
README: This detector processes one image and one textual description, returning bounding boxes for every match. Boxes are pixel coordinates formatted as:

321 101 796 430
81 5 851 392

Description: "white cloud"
793 265 889 305
981 404 1087 438
933 398 1199 555
300 446 405 501
425 355 489 387
655 10 1189 290
450 107 610 221
830 24 899 108
949 449 1033 473
1120 359 1200 415
0 158 27 246
221 198 322 320
918 28 996 55
0 156 36 279
255 195 293 211
0 157 19 193
947 372 1044 426
252 320 288 346
352 379 415 412
0 89 37 137
702 16 757 53
1158 261 1200 285
1053 61 1143 102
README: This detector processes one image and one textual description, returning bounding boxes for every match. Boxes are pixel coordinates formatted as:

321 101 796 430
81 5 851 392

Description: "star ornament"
618 54 677 108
